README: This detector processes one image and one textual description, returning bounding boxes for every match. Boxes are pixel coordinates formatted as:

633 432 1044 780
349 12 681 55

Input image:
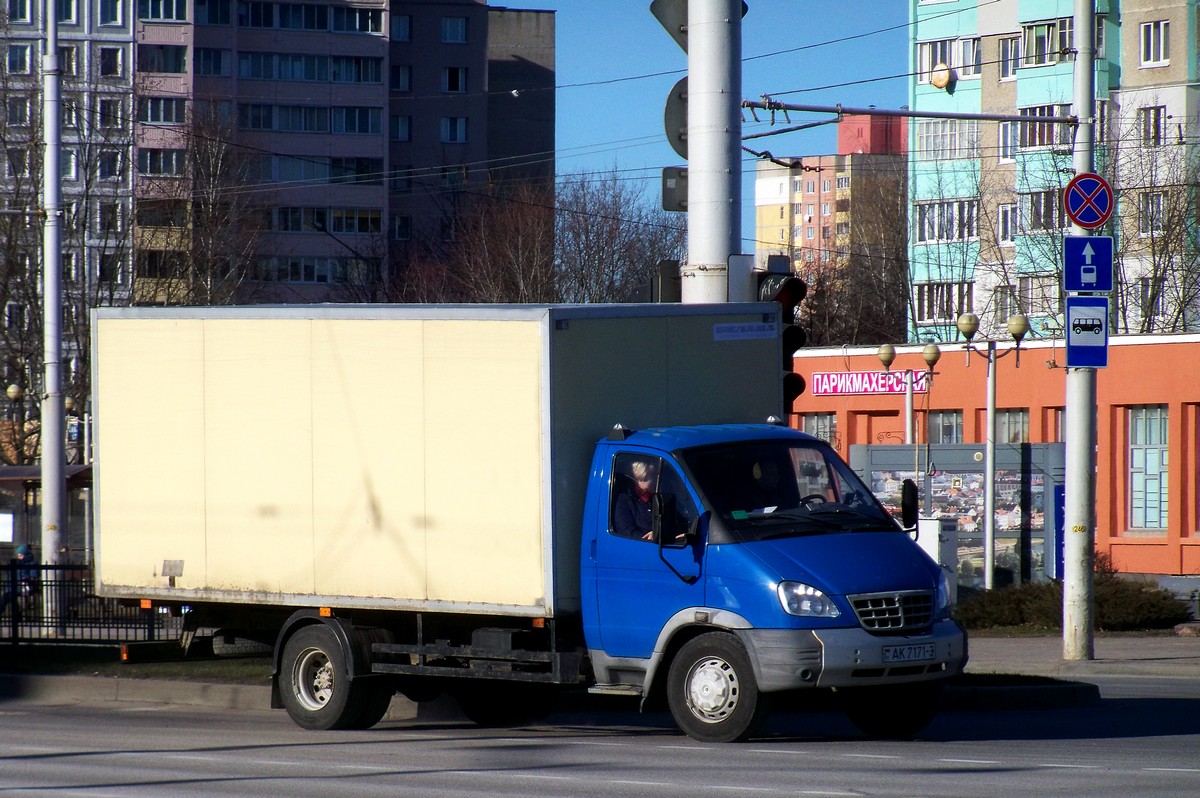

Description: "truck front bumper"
738 620 965 693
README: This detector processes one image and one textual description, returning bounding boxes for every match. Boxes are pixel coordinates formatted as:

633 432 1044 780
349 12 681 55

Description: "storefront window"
799 412 836 445
928 410 963 444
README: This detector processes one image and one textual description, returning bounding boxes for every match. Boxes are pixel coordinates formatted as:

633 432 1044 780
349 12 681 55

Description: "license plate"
882 643 936 664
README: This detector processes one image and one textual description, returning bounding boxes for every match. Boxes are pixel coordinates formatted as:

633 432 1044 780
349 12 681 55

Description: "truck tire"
279 624 366 730
347 678 396 730
839 682 943 739
452 683 559 727
667 632 770 743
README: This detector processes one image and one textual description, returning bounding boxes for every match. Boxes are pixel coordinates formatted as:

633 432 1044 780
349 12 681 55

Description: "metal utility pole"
1064 0 1096 661
654 0 743 303
42 1 67 571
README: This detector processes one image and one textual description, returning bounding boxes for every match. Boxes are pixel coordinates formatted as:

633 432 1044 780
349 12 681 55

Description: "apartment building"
908 0 1198 342
1 0 555 312
754 114 907 272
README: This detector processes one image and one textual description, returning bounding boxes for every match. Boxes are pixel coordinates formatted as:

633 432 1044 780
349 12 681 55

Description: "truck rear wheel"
280 625 365 730
840 682 943 739
667 632 770 743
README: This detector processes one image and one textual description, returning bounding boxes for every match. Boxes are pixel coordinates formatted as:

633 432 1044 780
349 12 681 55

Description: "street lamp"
876 343 942 444
956 311 1030 590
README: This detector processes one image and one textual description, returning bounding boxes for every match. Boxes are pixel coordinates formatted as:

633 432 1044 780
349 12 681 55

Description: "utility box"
917 517 958 604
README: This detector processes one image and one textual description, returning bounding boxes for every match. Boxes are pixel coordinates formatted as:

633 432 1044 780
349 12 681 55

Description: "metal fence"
1 562 183 645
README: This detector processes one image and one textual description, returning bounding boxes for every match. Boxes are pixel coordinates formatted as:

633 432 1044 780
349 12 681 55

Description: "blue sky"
494 0 912 247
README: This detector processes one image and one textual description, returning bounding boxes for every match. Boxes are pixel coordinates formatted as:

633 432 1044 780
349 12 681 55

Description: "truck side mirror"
900 479 919 531
652 493 687 548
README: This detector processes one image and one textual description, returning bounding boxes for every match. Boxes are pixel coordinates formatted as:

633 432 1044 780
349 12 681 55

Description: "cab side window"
609 454 697 541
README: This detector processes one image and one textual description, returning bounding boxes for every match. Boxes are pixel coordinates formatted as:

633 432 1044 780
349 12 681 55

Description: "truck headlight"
777 581 840 618
935 570 953 620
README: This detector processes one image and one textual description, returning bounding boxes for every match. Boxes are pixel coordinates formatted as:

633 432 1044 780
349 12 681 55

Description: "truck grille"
849 590 934 634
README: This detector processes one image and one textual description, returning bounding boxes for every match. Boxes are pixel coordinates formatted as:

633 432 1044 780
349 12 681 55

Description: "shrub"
953 576 1190 631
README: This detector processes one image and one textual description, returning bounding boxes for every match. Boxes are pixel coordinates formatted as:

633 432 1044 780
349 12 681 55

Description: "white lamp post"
956 312 1030 589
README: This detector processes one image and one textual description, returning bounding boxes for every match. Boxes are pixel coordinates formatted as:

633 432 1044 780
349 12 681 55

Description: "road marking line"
939 758 1001 765
1143 767 1200 773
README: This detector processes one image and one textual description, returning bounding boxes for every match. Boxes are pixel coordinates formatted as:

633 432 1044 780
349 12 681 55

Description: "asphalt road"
2 674 1198 797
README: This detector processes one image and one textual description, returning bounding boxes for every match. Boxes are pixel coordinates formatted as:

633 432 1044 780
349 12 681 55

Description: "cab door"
592 451 704 658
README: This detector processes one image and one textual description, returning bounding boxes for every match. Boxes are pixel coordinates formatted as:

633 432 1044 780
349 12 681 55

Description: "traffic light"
756 269 808 409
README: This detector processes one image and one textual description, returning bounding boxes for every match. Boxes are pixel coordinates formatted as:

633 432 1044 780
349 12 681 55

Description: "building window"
1138 191 1164 234
443 66 467 93
915 281 973 323
390 214 411 241
99 253 124 284
914 199 978 243
992 283 1017 323
391 13 411 41
331 107 381 135
916 38 952 83
999 35 1019 78
6 44 32 74
1139 105 1166 146
1128 405 1168 529
137 0 186 21
998 203 1017 245
1017 273 1060 318
96 201 122 235
440 116 468 143
195 48 230 76
389 165 411 192
331 7 382 33
61 147 77 180
1140 20 1169 67
100 0 122 24
99 46 123 77
996 409 1029 443
998 121 1016 161
1096 99 1108 144
239 1 274 28
1018 104 1070 148
836 175 850 189
98 149 122 180
7 0 30 22
138 96 186 124
389 114 411 142
928 411 963 444
6 147 29 178
195 0 230 25
958 38 981 78
136 148 186 176
1019 190 1062 232
1137 277 1164 320
59 45 76 75
6 97 30 127
391 64 411 92
97 97 124 129
1022 17 1072 66
137 44 187 74
441 16 468 43
800 412 837 445
57 0 76 23
915 119 979 160
277 3 324 29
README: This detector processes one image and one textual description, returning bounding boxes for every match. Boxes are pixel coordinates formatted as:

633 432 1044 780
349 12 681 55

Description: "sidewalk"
966 631 1200 679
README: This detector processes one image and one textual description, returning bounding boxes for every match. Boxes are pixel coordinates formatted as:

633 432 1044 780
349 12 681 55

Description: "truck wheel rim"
294 647 334 711
686 656 738 722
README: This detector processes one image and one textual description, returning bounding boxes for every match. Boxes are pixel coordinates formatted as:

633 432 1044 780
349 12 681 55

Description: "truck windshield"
680 440 897 540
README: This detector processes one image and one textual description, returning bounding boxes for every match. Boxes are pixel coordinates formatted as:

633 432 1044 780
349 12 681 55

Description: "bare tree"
554 169 685 304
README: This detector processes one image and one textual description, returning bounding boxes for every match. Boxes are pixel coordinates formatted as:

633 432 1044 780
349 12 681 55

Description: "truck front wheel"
280 624 365 730
667 632 770 743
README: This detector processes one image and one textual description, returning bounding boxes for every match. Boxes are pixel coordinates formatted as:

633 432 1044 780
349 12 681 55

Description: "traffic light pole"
682 0 742 303
1064 0 1096 662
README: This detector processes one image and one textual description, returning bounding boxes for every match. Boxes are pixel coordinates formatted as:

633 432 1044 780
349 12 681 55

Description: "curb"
2 672 1102 718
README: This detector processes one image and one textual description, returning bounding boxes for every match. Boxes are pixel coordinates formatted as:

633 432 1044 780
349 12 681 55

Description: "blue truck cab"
580 423 966 742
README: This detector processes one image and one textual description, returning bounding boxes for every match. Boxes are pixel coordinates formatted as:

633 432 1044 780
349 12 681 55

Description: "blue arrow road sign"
1065 295 1109 368
1063 235 1113 292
